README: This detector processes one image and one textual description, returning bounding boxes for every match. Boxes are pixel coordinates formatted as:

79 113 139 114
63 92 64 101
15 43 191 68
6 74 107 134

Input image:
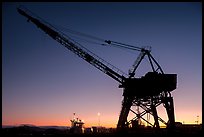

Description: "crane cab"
120 72 177 98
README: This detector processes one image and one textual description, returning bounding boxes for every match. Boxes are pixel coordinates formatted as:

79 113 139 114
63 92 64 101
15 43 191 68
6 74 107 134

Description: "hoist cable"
53 24 105 42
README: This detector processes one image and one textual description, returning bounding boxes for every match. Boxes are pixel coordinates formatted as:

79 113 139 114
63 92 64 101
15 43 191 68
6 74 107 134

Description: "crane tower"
17 7 177 132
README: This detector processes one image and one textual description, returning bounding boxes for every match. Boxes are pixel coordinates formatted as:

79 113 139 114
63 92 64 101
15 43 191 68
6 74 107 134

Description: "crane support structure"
17 7 177 132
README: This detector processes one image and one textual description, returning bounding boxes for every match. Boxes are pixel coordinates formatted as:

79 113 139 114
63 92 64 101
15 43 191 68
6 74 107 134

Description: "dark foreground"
2 125 202 137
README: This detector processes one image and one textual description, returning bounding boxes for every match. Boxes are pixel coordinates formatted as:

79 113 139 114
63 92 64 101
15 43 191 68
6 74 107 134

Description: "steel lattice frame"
127 91 174 128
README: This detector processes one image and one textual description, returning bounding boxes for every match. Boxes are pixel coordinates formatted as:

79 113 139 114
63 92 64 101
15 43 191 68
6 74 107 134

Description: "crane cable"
53 24 105 42
51 23 147 53
54 25 148 57
19 5 147 53
55 28 104 48
54 24 148 54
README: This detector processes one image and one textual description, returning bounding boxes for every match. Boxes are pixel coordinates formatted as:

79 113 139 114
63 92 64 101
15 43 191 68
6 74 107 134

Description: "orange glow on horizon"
3 114 202 128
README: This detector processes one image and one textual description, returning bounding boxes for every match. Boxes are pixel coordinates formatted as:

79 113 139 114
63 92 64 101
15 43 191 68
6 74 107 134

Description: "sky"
2 2 202 128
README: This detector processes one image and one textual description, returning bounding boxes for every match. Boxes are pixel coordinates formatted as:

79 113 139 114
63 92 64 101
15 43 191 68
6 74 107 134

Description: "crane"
17 7 177 132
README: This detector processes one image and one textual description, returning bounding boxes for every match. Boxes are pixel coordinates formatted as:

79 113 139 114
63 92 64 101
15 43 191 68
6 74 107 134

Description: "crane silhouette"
17 6 177 132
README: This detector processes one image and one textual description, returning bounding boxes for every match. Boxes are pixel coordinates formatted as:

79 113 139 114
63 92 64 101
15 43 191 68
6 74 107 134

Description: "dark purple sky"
2 2 202 127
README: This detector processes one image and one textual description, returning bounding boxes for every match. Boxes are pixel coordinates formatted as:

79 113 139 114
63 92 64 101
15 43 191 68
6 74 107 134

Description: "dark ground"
1 125 202 137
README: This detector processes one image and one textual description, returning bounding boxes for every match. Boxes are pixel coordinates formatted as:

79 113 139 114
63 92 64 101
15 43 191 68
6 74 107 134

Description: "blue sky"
2 2 202 127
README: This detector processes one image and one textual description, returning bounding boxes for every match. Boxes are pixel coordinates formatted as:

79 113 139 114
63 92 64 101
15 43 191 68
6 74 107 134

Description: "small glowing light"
97 112 100 116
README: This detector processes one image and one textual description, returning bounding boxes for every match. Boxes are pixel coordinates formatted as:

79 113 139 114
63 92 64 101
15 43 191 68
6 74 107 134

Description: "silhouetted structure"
17 7 177 133
2 124 202 136
70 117 84 133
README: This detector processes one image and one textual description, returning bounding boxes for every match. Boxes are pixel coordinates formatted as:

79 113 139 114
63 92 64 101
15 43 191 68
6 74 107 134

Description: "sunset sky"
2 2 202 128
